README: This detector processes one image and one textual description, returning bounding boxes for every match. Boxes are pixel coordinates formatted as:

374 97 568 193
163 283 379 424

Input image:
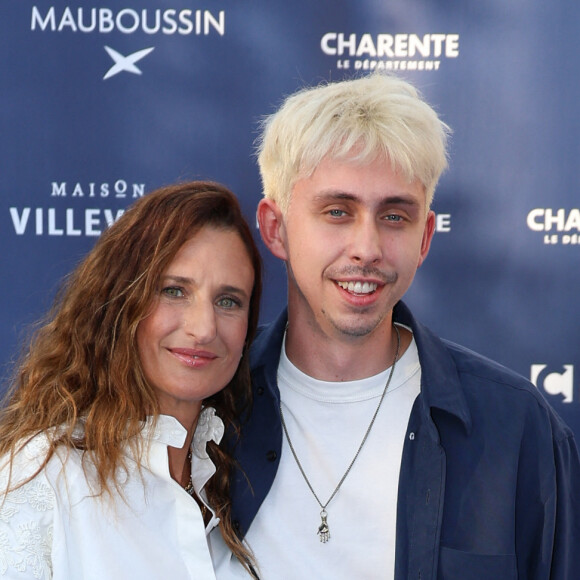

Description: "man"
210 73 580 579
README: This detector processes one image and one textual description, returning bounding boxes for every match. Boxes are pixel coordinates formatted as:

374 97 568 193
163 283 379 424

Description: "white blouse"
0 408 225 579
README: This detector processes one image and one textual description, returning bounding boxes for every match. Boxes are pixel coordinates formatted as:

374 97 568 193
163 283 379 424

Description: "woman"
0 181 261 578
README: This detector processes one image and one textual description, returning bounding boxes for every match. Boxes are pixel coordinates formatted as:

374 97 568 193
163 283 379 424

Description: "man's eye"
162 287 184 297
385 214 403 222
328 209 346 217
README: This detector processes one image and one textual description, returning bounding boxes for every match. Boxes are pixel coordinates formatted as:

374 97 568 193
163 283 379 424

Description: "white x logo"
103 46 155 80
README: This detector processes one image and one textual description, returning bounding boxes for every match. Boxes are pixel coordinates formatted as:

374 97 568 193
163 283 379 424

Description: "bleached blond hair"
257 73 451 213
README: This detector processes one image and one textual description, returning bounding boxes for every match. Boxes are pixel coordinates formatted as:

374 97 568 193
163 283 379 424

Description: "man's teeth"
337 281 378 294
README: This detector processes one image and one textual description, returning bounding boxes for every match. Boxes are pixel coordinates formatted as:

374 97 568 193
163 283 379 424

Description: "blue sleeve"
549 433 580 579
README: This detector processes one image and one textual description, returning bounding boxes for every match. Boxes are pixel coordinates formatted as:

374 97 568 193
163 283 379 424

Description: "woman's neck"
167 414 197 487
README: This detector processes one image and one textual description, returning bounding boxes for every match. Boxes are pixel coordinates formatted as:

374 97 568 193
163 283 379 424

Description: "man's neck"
284 311 410 382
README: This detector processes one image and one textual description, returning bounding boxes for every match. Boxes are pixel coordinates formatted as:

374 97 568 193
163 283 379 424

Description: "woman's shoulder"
0 430 86 499
0 465 56 521
0 437 56 579
0 432 51 482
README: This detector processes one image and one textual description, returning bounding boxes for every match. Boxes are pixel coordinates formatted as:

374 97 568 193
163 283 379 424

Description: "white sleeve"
0 468 55 579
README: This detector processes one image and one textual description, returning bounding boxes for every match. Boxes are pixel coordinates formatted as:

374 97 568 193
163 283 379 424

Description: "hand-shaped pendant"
317 510 330 543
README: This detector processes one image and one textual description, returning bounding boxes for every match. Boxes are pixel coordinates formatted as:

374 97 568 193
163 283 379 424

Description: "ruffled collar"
192 407 225 459
141 407 224 450
141 408 225 487
142 408 225 532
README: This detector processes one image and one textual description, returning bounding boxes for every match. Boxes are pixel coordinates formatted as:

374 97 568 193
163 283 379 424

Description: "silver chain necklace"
279 324 401 543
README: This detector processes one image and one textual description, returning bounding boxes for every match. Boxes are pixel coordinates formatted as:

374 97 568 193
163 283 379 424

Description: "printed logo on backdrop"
31 6 226 79
531 364 575 403
320 33 459 72
434 213 451 233
526 208 580 245
9 181 145 237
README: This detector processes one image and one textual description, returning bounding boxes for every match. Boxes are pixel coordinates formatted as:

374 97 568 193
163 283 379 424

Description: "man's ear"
256 198 289 261
417 210 436 267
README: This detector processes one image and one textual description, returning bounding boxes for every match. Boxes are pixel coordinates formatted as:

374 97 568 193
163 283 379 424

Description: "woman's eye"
161 286 184 298
217 296 241 309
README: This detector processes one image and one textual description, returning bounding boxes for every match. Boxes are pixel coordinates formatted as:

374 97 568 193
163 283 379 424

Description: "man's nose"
349 218 383 264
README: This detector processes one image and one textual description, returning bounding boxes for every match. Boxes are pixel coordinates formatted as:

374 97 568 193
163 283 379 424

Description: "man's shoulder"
401 301 572 440
254 321 272 341
440 338 573 438
443 338 533 390
249 310 288 368
401 304 539 402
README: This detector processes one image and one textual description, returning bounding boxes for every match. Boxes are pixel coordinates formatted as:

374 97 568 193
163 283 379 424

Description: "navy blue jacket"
230 302 580 579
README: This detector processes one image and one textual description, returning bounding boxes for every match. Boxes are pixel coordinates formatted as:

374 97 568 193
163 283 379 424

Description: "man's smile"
336 280 378 294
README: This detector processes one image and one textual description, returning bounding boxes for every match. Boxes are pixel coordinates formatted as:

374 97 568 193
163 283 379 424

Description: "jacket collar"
251 301 472 432
393 301 472 432
250 307 288 385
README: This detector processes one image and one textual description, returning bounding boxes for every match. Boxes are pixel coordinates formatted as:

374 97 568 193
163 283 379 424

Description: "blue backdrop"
2 1 579 436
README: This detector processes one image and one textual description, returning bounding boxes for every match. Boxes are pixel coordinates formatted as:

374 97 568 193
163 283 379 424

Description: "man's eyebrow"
313 190 420 206
377 195 420 207
313 191 358 202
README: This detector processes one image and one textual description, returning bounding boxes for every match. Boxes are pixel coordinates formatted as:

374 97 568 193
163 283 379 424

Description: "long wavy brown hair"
0 181 261 572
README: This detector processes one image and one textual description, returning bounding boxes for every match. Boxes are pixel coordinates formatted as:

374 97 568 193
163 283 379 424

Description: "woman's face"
136 226 254 426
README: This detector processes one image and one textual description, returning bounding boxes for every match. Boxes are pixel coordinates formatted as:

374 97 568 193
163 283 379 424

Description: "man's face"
271 155 435 342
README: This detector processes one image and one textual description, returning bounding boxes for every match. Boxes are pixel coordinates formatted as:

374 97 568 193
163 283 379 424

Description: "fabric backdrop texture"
1 1 579 437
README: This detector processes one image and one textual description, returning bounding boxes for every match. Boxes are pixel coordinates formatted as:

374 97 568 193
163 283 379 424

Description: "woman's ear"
256 198 289 261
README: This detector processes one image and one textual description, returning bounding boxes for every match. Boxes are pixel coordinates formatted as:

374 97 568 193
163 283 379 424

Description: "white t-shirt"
0 409 224 579
211 331 421 579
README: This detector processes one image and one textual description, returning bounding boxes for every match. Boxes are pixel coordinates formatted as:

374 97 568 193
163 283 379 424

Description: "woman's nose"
182 300 217 344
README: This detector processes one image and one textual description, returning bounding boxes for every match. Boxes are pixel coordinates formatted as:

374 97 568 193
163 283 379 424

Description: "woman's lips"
169 348 218 368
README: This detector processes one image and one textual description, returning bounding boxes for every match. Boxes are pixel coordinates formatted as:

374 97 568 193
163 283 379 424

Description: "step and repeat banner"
1 2 579 436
